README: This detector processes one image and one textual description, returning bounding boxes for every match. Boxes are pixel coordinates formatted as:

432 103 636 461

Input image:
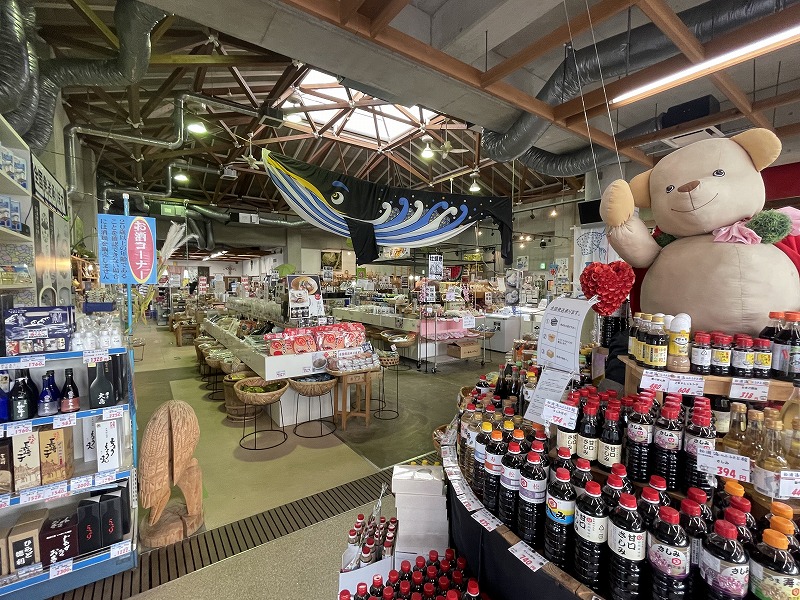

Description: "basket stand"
205 367 224 401
293 390 336 438
374 364 399 421
240 401 288 451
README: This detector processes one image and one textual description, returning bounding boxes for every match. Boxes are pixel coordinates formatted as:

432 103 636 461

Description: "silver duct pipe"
4 0 38 132
0 0 29 114
482 0 799 163
24 0 166 154
204 219 215 251
186 218 206 250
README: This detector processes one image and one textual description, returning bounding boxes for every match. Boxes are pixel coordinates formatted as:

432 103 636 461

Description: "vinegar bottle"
722 403 748 455
739 409 765 463
753 420 789 505
779 380 800 432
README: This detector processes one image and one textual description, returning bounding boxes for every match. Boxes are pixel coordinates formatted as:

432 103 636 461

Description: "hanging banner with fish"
263 150 513 265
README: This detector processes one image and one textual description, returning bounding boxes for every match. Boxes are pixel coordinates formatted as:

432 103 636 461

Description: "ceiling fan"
226 133 262 170
420 129 470 160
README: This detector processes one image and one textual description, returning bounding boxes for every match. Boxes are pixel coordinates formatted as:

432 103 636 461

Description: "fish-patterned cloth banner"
263 150 513 265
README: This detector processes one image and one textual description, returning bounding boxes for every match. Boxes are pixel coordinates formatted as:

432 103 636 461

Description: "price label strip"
508 541 548 573
45 481 69 500
451 479 467 496
83 349 110 364
94 470 117 486
110 539 132 559
541 399 579 429
102 406 124 421
0 494 10 509
729 378 770 402
696 447 751 483
441 445 456 461
779 470 800 499
444 466 463 481
457 487 483 513
666 373 705 396
49 558 73 579
18 354 45 369
70 475 93 492
53 413 76 429
640 369 670 392
472 508 503 532
20 487 45 505
6 420 32 437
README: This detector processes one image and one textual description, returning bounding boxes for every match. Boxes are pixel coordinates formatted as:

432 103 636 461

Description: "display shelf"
1 403 129 434
0 171 27 197
0 468 132 510
0 228 32 244
0 283 34 290
0 347 127 368
620 356 793 401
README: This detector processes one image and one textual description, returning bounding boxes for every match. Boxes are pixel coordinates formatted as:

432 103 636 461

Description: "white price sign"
457 487 483 512
425 285 437 303
53 413 76 429
666 373 705 396
508 541 548 573
49 559 73 579
696 447 751 482
45 481 69 500
70 475 93 492
541 399 579 429
83 349 109 364
451 480 467 496
472 508 503 532
20 487 45 504
0 494 10 509
110 540 132 558
444 466 463 481
6 421 32 437
729 378 770 402
779 471 800 499
462 314 476 329
94 470 117 486
640 369 670 392
103 406 124 421
441 445 456 460
18 355 45 369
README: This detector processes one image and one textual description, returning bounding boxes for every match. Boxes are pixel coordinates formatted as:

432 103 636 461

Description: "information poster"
97 214 157 285
537 297 595 374
428 254 443 280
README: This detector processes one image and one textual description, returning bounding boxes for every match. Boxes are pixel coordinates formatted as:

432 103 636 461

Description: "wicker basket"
288 376 337 397
233 377 289 406
388 332 416 348
379 355 401 367
223 371 257 384
205 355 223 370
220 359 250 374
469 329 495 339
432 424 449 456
380 330 401 340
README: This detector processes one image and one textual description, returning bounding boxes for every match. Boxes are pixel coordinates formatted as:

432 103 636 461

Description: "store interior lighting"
187 122 207 134
173 172 189 183
468 170 481 193
283 103 303 123
202 250 228 261
421 143 434 159
550 208 558 217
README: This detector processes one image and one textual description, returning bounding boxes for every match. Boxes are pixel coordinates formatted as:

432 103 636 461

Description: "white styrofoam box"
338 555 394 595
391 465 445 496
395 517 448 537
395 506 447 526
394 493 447 512
395 531 449 556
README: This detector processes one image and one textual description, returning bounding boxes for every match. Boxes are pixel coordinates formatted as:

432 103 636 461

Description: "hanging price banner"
640 369 670 392
696 447 751 482
53 413 76 429
508 541 548 573
666 373 705 396
541 399 579 429
728 378 770 402
472 508 503 531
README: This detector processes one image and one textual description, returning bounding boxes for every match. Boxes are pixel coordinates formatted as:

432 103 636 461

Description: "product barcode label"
94 470 117 486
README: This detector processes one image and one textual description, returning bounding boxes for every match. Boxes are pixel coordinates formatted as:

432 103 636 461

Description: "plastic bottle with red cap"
601 473 625 511
397 581 411 600
679 498 708 600
626 401 654 483
482 429 507 515
682 409 717 495
687 487 714 529
530 440 550 480
472 422 493 501
649 475 673 508
339 590 352 600
608 492 646 600
728 495 757 536
724 507 755 553
354 582 369 600
550 446 573 483
570 458 593 498
573 480 608 592
648 506 690 600
699 520 749 600
382 586 395 600
463 579 480 600
498 440 525 529
369 575 385 598
577 403 600 464
653 404 683 491
517 451 547 548
544 467 577 569
638 486 662 530
611 463 635 494
598 408 623 472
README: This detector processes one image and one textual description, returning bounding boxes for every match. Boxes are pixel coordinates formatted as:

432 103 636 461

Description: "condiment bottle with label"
517 452 547 548
649 506 691 600
713 479 745 520
711 334 733 376
749 529 800 600
687 487 715 530
779 380 800 434
667 313 692 373
637 314 653 367
550 446 573 483
544 467 576 570
788 416 800 469
601 473 625 511
700 520 750 600
769 516 800 562
753 338 773 379
577 404 599 465
691 332 712 375
680 499 708 600
570 458 593 498
753 420 789 505
739 409 765 463
760 311 786 342
573 480 608 593
731 336 755 378
722 403 748 455
612 463 635 494
598 408 623 472
629 313 642 360
712 395 731 438
729 496 757 537
682 410 716 495
626 401 654 483
725 507 756 554
653 405 683 491
647 315 669 371
772 312 800 381
639 486 662 530
608 493 646 600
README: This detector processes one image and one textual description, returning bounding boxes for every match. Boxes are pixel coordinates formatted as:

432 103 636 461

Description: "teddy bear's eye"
713 169 725 177
666 185 675 193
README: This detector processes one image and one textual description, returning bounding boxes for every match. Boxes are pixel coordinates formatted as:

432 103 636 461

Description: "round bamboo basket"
432 424 448 456
388 332 416 348
234 377 288 406
223 372 261 421
288 376 337 397
379 355 401 368
205 355 223 370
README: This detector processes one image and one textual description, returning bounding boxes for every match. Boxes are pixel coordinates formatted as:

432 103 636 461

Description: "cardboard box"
394 493 447 512
0 527 9 575
0 196 9 224
8 200 20 232
99 492 123 546
39 427 74 484
338 555 394 595
39 515 78 567
12 155 26 189
0 438 13 494
394 531 449 556
8 509 48 573
11 432 40 491
95 419 120 471
446 339 480 359
76 497 101 554
394 510 448 536
391 465 445 496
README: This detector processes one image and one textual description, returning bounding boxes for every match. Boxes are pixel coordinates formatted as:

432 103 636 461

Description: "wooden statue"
138 400 203 548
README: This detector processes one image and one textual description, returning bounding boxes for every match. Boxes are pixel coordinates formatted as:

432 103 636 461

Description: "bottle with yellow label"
647 315 669 371
667 313 691 373
636 314 652 367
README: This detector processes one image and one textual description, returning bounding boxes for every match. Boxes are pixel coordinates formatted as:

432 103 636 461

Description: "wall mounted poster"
320 251 342 271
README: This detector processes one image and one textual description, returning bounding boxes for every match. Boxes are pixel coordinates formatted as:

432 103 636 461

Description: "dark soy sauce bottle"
699 520 749 600
544 467 576 570
517 452 547 549
749 528 799 600
608 492 646 600
573 480 608 593
601 473 625 511
652 405 683 491
498 441 525 529
648 506 690 600
625 401 654 483
679 499 708 600
483 430 507 515
638 486 662 530
687 487 714 530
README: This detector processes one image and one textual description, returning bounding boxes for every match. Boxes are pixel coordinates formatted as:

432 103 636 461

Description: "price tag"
110 539 132 558
462 314 476 329
395 316 403 329
541 399 579 429
440 427 457 448
102 407 124 421
20 487 45 504
70 475 93 492
441 445 456 460
457 487 483 513
94 470 117 486
49 559 73 579
18 354 45 369
451 480 467 496
779 470 800 499
83 349 110 364
6 421 32 437
729 378 770 402
640 369 669 392
53 413 76 429
666 373 705 396
0 494 10 509
444 466 463 481
472 508 503 532
509 541 548 572
45 481 69 500
446 289 456 301
696 447 751 482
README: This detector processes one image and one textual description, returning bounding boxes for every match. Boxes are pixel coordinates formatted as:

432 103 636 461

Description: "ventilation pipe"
6 0 41 134
482 0 799 170
0 0 29 114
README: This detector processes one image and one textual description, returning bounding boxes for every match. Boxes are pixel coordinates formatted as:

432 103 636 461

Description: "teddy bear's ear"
629 169 652 208
731 128 782 171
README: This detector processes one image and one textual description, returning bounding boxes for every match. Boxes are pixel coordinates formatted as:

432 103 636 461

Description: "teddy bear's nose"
677 180 700 193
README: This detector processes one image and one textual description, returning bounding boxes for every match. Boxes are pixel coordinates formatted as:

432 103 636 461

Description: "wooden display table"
333 369 379 430
175 323 198 346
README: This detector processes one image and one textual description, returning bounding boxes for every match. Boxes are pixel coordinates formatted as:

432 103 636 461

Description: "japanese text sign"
98 214 157 284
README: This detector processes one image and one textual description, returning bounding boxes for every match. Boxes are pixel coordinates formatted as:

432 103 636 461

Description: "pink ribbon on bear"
712 207 800 244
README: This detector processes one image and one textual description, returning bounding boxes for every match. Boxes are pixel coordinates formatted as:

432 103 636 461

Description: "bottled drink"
629 313 642 360
459 404 476 473
647 315 669 371
598 408 623 472
648 506 690 600
638 486 662 530
570 458 593 498
680 499 708 600
340 591 351 600
498 441 524 529
577 404 600 464
551 446 573 482
687 487 714 529
652 405 682 491
556 399 579 456
667 313 692 373
612 463 635 494
483 430 507 514
758 502 798 538
722 403 748 454
636 314 652 367
397 581 411 599
711 395 731 437
19 369 38 417
37 373 57 417
474 374 491 396
544 467 576 569
608 492 646 600
411 571 424 594
602 473 624 511
626 401 654 483
769 516 800 561
90 362 115 409
699 520 749 600
354 583 369 600
464 580 480 600
749 528 800 600
472 422 492 500
530 440 549 480
753 420 789 504
760 311 786 341
713 479 745 520
691 332 712 375
573 480 608 592
517 452 547 548
780 381 800 434
649 475 672 508
9 377 30 421
370 575 385 597
772 312 800 381
711 334 734 377
731 337 755 379
682 410 716 494
728 496 757 536
494 364 507 399
60 368 80 413
724 507 755 553
500 419 515 443
739 409 765 462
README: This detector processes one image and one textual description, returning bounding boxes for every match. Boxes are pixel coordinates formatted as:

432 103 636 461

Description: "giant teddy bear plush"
600 128 800 336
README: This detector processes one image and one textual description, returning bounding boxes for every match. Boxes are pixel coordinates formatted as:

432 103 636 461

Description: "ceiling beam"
66 0 119 48
481 0 635 87
140 67 188 119
340 0 367 25
150 15 178 46
38 30 115 58
776 121 800 139
216 45 259 108
148 54 292 67
369 0 410 37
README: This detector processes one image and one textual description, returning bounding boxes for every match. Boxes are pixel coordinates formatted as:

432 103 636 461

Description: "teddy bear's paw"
600 179 635 227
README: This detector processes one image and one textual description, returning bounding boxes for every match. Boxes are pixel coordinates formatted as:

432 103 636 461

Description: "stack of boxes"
391 465 448 556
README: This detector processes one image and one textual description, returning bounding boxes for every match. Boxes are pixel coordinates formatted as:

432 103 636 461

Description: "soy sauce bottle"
612 463 635 494
728 496 757 538
517 452 547 548
483 430 507 515
649 475 673 509
544 467 576 570
648 506 690 600
570 458 593 498
749 529 799 600
498 441 525 529
626 401 654 483
573 480 608 593
577 404 600 465
682 410 716 495
699 520 749 600
530 440 549 480
551 446 574 482
679 499 708 600
601 473 625 511
724 508 755 554
653 405 683 491
638 486 662 530
608 493 646 600
472 422 492 500
598 408 623 472
687 487 714 530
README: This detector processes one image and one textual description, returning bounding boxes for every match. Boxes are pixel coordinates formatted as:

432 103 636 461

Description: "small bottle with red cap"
653 404 683 491
382 586 395 600
638 486 662 530
687 487 714 529
544 467 577 569
353 582 369 600
608 493 646 600
724 507 755 553
573 480 607 592
699 520 749 600
682 409 716 495
679 498 708 600
648 506 690 600
551 446 573 482
728 496 757 537
397 581 411 600
577 403 600 464
369 575 385 598
611 463 635 494
648 475 673 508
463 579 480 600
598 408 623 472
411 571 424 595
339 590 352 600
601 473 625 511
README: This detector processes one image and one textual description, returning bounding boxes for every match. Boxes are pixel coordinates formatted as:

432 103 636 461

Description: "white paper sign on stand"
523 368 573 425
536 297 595 374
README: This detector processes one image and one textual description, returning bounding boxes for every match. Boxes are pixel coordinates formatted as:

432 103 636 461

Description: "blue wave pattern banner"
263 150 513 265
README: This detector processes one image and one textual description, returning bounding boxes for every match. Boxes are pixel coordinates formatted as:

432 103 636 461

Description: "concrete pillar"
286 229 302 269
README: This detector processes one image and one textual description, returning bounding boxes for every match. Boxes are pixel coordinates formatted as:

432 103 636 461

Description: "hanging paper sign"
97 214 157 284
524 368 572 424
322 266 334 282
537 297 595 374
425 285 437 303
485 292 492 305
428 254 443 280
241 276 250 292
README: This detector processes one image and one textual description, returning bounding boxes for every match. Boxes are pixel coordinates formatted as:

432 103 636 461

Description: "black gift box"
99 492 123 546
76 497 102 554
39 515 79 567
